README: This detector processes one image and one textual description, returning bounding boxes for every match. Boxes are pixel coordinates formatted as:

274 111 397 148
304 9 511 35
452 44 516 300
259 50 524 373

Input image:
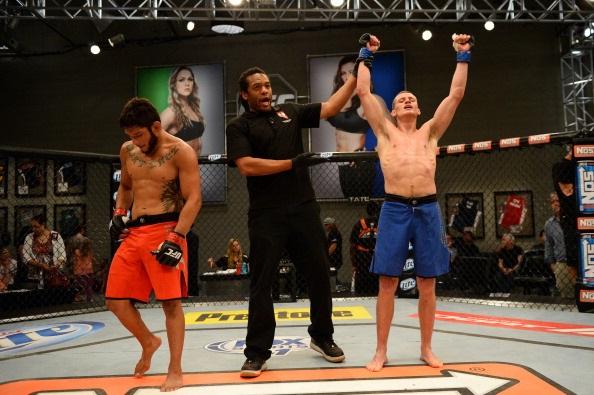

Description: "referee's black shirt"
226 102 321 210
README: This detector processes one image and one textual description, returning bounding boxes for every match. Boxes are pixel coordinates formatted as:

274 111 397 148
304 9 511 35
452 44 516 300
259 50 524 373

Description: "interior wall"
0 23 562 153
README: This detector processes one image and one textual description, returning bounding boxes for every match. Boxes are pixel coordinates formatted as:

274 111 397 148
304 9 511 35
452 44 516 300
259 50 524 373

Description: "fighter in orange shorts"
106 97 202 392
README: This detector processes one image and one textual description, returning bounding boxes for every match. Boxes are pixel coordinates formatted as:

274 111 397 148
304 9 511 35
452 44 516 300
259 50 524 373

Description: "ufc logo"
165 248 182 260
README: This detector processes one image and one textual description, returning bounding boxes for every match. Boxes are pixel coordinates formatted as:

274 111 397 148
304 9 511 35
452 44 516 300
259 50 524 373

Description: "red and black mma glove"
153 231 185 267
353 33 374 78
109 208 128 242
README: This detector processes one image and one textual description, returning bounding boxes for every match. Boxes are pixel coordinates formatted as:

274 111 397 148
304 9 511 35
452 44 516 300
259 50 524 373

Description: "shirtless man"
355 33 472 371
106 97 202 392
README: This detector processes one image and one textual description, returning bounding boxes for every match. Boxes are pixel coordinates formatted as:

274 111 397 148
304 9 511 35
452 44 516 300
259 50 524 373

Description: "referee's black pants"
244 200 334 361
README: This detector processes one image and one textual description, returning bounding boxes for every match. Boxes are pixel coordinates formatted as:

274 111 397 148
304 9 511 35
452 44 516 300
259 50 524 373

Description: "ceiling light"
186 21 195 31
90 44 101 55
211 21 245 34
421 29 432 41
484 20 495 31
227 0 244 6
330 0 345 7
108 33 125 47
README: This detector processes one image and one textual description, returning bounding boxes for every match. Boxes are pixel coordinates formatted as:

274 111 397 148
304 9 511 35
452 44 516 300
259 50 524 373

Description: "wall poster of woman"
308 51 405 200
136 63 226 203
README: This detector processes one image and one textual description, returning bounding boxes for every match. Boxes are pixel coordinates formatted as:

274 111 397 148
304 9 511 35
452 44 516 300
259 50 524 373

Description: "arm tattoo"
127 145 180 169
161 179 184 212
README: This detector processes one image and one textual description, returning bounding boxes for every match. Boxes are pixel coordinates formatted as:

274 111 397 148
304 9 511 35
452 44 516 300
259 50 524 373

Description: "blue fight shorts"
370 194 450 278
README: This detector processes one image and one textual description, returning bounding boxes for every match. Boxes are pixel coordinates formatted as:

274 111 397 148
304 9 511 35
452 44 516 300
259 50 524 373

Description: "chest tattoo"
128 145 179 169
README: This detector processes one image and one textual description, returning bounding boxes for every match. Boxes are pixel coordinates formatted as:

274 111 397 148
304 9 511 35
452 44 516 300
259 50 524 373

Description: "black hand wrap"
291 152 326 168
109 208 128 242
353 33 374 78
153 231 185 267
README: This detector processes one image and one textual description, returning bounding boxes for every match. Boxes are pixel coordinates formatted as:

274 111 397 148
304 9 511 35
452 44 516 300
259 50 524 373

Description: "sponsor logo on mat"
0 321 105 354
205 336 309 356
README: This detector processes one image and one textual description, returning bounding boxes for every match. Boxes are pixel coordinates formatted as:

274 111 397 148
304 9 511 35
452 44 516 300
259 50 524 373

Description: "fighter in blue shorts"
355 32 473 371
371 194 449 278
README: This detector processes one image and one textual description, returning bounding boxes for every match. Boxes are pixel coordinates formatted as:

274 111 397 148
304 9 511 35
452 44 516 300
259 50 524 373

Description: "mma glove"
109 208 129 242
453 34 475 63
291 152 327 169
353 33 374 78
153 231 185 267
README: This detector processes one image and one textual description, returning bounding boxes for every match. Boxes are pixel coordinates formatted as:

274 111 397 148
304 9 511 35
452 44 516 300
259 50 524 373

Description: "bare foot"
366 352 388 372
160 370 183 392
134 336 162 377
420 349 443 368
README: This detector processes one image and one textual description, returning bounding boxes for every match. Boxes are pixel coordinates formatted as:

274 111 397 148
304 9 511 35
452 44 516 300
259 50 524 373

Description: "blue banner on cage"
577 162 594 213
579 234 594 286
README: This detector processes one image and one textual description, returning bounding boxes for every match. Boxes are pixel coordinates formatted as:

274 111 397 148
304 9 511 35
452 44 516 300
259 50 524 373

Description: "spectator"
552 144 578 295
454 230 480 257
208 238 249 274
22 214 67 289
323 217 343 271
495 233 524 293
544 192 573 298
68 226 95 302
350 201 380 295
0 247 17 291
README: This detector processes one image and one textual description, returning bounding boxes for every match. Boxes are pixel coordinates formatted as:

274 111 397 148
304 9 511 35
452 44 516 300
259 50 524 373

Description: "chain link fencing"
0 133 579 322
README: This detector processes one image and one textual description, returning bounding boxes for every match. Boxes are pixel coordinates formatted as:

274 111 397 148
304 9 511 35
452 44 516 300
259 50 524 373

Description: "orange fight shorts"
106 214 188 303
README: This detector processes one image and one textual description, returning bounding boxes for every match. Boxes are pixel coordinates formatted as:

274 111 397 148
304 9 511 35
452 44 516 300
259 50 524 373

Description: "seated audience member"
454 230 480 257
0 247 17 291
68 228 95 302
22 214 67 289
208 238 249 274
495 233 524 293
323 217 343 271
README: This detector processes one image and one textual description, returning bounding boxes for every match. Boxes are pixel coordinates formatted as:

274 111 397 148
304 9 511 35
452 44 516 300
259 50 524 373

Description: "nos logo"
0 321 105 354
206 336 309 356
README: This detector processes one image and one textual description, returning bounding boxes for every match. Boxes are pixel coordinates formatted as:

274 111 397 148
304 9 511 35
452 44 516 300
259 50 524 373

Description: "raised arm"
354 35 389 137
428 34 472 141
175 143 202 235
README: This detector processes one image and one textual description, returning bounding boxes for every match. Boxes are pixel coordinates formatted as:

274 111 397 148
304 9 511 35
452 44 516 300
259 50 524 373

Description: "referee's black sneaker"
240 358 267 378
310 338 345 362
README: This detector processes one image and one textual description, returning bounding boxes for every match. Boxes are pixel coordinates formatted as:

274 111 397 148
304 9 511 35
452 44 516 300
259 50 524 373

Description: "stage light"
211 21 245 34
90 44 101 55
421 29 432 41
330 0 345 7
186 21 195 31
108 33 125 47
572 49 583 56
227 0 244 6
484 20 495 31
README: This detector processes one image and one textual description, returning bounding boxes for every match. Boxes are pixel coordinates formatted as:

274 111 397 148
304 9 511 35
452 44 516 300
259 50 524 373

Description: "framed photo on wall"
15 158 46 197
308 50 405 199
494 191 535 238
14 205 46 244
0 207 7 237
445 193 484 239
54 160 86 196
136 62 226 204
0 157 7 199
54 204 85 239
